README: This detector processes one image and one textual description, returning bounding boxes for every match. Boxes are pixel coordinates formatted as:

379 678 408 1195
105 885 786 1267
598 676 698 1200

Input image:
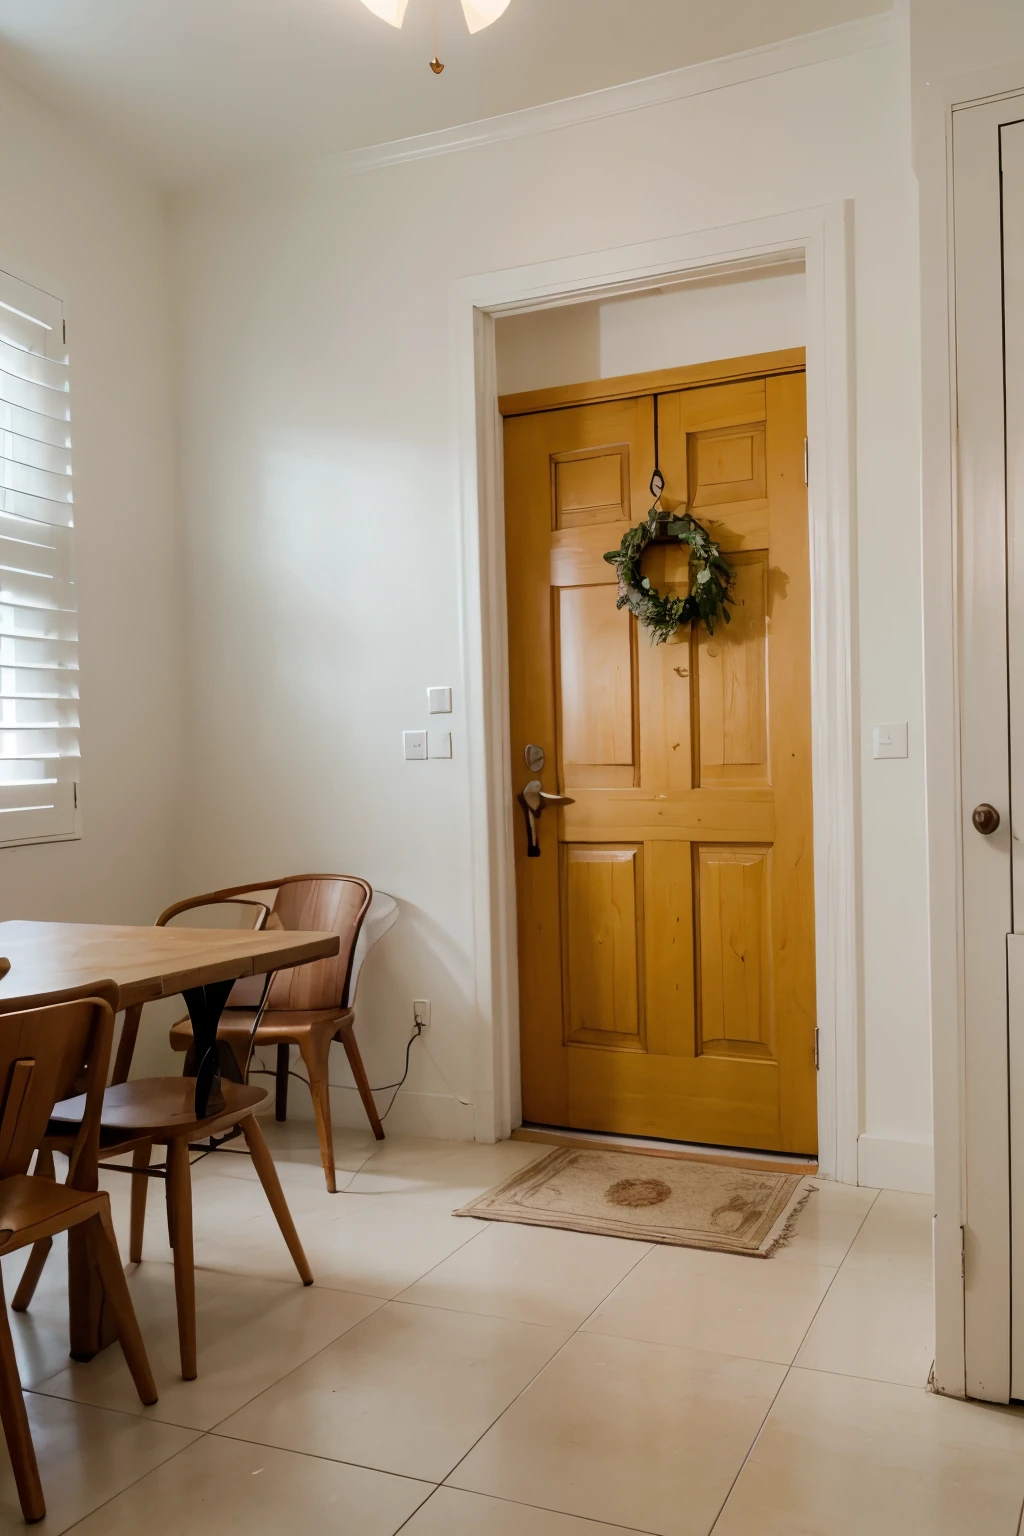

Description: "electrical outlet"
413 1000 431 1029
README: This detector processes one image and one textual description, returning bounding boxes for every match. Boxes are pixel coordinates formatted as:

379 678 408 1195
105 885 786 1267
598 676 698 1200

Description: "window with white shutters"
0 269 79 846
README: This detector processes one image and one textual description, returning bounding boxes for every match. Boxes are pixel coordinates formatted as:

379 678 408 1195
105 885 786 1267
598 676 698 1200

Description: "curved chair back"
0 982 117 1188
160 876 372 1013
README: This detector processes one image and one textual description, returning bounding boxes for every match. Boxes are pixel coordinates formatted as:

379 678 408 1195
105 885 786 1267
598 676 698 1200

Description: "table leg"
181 979 237 1118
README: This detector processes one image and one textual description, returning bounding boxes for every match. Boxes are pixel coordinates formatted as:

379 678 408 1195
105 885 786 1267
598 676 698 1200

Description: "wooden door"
504 364 816 1152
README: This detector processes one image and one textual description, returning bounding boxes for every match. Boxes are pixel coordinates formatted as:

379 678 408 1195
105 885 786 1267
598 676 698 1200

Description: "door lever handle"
518 779 575 858
521 780 574 814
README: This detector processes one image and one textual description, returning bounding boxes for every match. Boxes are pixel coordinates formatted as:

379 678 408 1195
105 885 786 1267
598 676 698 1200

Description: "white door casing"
450 205 858 1183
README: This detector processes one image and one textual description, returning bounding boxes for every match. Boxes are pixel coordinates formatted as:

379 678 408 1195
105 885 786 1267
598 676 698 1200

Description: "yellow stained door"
504 366 816 1153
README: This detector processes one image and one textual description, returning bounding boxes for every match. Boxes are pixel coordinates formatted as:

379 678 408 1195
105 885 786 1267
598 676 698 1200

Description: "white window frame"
0 265 82 849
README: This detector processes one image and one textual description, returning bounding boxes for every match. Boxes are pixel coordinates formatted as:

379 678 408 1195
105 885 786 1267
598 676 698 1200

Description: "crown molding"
301 11 899 183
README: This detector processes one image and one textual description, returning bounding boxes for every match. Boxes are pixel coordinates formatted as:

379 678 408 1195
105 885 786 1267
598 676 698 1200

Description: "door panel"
504 368 815 1151
695 551 769 785
563 845 644 1048
558 586 636 776
695 844 773 1060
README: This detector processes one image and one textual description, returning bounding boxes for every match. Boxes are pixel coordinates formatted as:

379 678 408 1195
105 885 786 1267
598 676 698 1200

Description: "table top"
0 920 340 1010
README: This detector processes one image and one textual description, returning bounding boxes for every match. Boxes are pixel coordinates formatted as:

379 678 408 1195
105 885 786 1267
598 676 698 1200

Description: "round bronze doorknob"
972 803 1001 835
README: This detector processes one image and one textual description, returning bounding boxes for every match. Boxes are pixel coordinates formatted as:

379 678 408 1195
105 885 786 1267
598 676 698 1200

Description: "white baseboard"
857 1133 934 1195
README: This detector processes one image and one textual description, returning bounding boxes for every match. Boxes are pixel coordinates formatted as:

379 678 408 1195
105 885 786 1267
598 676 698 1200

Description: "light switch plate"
403 730 428 761
427 686 452 715
430 731 452 759
873 723 908 759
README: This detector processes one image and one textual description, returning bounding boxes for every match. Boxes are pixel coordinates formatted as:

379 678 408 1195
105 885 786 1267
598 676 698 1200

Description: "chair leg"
238 1115 313 1285
338 1022 385 1141
85 1208 158 1406
11 1240 52 1315
11 1146 56 1313
0 1271 44 1523
298 1034 337 1193
166 1138 197 1381
130 1142 152 1264
275 1043 290 1122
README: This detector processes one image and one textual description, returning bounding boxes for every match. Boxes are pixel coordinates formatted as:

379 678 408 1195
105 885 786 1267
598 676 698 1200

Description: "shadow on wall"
260 896 479 1141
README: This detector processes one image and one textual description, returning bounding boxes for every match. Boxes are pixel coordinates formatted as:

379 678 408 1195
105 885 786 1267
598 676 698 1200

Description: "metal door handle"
972 803 1001 835
518 779 575 857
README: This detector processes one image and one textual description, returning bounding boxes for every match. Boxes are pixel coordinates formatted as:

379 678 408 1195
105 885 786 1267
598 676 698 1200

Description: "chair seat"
50 1077 268 1142
0 1174 103 1255
168 1008 349 1050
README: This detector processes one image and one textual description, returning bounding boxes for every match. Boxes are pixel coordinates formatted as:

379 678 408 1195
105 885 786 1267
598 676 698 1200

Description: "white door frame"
450 203 858 1182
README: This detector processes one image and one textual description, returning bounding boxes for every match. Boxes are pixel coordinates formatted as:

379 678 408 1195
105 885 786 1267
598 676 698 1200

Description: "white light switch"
403 730 428 761
430 731 452 759
427 686 452 715
873 723 908 759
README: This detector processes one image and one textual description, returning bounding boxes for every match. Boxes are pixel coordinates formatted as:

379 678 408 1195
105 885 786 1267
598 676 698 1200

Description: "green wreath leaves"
603 502 736 645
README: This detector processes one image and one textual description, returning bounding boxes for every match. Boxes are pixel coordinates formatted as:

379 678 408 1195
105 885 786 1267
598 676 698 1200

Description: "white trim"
300 14 898 182
857 1134 935 1195
451 203 858 1182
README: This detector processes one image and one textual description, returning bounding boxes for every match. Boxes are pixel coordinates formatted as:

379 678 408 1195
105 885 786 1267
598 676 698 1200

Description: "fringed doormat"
456 1147 815 1258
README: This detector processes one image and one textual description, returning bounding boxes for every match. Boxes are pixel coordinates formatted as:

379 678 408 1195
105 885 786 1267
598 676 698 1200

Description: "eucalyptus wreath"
603 488 736 645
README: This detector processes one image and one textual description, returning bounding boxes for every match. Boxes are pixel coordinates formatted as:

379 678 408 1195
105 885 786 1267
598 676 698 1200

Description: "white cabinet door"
1004 114 1024 1401
953 97 1024 1404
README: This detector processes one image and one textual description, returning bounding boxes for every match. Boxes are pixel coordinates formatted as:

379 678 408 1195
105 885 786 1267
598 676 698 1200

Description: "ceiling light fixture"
358 0 512 73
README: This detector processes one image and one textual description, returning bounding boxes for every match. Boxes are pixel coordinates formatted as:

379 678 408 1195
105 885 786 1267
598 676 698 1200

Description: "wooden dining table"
0 918 340 1360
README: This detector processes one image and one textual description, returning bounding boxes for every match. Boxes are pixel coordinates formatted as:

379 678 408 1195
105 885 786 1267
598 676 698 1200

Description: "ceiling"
0 0 891 186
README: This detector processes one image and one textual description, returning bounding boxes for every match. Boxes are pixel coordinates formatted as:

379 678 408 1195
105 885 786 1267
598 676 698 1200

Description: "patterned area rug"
456 1147 815 1258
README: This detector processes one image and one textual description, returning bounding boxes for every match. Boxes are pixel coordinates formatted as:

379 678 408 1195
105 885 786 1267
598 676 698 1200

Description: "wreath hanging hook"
603 479 736 645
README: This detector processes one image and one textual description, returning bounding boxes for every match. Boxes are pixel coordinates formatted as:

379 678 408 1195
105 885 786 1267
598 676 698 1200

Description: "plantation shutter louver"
0 269 79 845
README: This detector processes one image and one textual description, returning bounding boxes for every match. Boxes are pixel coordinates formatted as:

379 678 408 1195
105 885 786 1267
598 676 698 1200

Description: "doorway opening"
495 272 812 1160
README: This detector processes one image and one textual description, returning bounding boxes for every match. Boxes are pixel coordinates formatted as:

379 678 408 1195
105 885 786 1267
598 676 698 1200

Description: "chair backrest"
161 876 372 1013
0 982 117 1188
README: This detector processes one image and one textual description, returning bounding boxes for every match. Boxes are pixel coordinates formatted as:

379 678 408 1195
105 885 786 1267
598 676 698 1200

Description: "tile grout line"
45 1420 205 1536
704 1184 886 1533
435 1236 658 1496
392 1482 663 1536
57 1429 442 1536
190 1202 502 1436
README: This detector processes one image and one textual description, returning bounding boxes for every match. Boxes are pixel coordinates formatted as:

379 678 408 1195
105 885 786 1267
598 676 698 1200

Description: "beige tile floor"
1 1118 1022 1535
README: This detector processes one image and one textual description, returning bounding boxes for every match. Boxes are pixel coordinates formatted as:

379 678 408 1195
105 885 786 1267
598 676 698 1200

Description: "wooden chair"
0 986 157 1523
15 1074 312 1385
158 876 376 1193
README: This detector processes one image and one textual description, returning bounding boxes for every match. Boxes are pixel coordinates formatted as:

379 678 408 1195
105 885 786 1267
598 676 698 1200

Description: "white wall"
0 77 182 1072
496 268 806 396
169 21 930 1179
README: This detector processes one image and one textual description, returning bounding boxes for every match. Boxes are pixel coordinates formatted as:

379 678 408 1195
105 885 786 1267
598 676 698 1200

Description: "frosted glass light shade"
357 0 510 31
359 0 410 26
460 0 512 32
